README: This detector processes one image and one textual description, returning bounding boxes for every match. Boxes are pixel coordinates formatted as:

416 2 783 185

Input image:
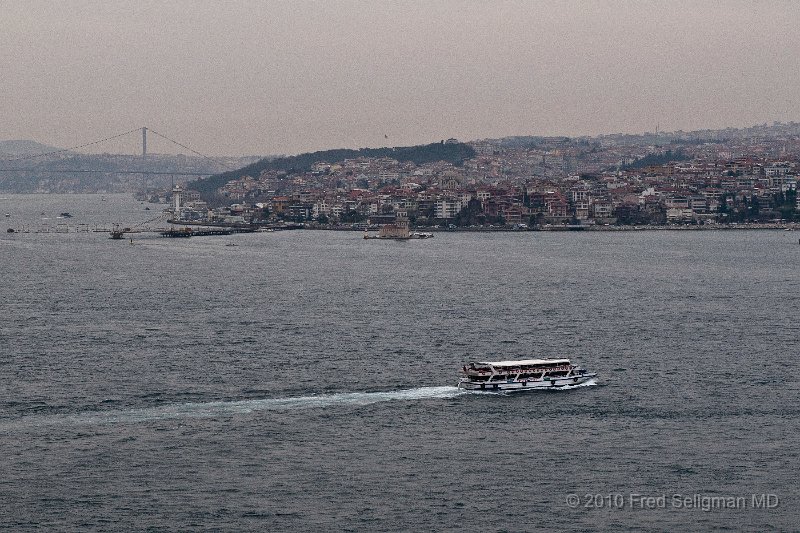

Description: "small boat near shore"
457 358 596 391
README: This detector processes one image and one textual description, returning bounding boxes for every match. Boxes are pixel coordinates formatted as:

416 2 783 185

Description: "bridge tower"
142 127 147 158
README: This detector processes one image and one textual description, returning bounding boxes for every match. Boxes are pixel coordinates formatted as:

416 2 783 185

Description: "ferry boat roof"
475 358 571 367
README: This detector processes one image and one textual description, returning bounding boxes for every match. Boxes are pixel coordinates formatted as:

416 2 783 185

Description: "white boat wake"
115 386 466 422
3 381 597 428
549 378 598 390
3 386 465 428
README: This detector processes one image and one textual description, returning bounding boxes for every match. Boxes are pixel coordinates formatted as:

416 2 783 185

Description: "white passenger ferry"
457 358 596 391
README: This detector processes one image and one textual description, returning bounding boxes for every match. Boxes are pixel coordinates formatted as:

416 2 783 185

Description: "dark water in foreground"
1 195 799 531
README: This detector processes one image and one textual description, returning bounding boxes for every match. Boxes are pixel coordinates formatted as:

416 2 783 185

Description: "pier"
4 222 258 239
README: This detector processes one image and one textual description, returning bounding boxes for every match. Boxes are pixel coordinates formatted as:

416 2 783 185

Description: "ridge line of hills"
0 140 61 157
188 142 476 194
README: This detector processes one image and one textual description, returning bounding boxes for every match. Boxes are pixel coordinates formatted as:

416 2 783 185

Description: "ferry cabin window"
490 375 505 381
469 375 490 382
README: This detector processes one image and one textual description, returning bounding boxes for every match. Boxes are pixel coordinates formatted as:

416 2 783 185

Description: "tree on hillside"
453 198 484 226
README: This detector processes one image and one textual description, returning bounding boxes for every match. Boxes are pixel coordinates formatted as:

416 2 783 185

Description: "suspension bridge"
0 127 239 177
1 127 273 239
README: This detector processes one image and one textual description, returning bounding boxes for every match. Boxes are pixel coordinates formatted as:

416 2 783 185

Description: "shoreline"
4 221 799 236
310 222 800 232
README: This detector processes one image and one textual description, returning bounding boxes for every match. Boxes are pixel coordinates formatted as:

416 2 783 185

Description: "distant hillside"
0 140 60 157
189 142 476 194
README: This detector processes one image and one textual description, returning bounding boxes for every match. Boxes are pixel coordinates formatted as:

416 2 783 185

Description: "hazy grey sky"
3 0 800 156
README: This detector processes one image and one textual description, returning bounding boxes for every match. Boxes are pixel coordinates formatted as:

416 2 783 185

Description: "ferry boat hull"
457 373 596 391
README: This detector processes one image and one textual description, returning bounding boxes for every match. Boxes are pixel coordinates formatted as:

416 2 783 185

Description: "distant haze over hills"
3 120 799 160
0 140 60 157
3 120 800 194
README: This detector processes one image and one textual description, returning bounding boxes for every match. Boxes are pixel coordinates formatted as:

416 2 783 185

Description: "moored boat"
457 358 596 391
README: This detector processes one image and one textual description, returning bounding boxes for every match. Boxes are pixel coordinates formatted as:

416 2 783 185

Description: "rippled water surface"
1 194 799 531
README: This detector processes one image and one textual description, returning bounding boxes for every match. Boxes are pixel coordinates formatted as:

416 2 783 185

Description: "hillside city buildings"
173 123 800 228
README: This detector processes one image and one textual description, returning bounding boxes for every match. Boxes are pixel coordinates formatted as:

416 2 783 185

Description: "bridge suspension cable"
0 128 142 162
145 128 237 171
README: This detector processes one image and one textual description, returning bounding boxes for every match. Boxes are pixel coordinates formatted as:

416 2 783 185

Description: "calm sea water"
1 194 799 531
